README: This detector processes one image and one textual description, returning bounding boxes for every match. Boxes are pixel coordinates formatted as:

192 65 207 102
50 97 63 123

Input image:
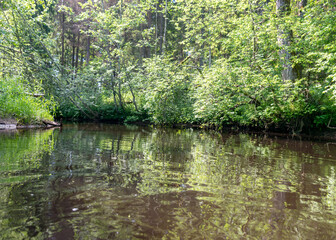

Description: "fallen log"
25 92 45 97
42 120 62 127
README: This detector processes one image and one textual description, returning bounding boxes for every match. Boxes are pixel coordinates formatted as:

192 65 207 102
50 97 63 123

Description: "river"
0 124 335 239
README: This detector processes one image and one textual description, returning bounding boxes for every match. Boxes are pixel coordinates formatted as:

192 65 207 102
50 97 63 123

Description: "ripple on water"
0 124 336 239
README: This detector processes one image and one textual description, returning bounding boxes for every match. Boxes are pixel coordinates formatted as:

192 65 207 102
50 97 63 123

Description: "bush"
193 60 336 131
137 56 195 125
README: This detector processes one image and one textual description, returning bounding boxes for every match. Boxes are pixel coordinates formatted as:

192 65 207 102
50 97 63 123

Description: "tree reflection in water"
0 124 336 239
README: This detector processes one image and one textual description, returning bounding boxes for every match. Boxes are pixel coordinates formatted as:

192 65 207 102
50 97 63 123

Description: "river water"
0 124 335 239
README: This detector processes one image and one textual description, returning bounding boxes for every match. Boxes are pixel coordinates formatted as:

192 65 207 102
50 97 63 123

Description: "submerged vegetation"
1 0 336 131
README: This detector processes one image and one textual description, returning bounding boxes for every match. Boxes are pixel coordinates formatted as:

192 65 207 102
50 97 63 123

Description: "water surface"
0 124 336 239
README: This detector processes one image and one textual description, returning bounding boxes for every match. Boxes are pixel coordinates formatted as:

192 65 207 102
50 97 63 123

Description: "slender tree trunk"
162 0 167 55
147 11 152 58
294 0 307 79
111 74 118 109
139 23 143 65
112 85 118 109
117 55 123 110
75 32 80 70
249 0 257 66
61 12 65 72
129 84 138 112
106 42 118 110
200 7 205 67
127 74 138 111
155 1 158 55
209 46 211 67
208 7 212 67
159 0 164 54
72 33 75 68
117 0 124 110
276 0 294 81
298 0 307 17
80 50 83 68
86 35 90 66
101 0 105 11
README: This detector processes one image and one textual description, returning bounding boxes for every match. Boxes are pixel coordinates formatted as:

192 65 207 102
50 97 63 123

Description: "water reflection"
0 124 336 239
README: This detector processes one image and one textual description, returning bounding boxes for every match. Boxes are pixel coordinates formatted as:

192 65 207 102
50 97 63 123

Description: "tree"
276 0 294 81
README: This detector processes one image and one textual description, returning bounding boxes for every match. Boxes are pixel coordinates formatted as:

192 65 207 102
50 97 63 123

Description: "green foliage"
138 56 195 125
1 0 336 131
0 77 55 124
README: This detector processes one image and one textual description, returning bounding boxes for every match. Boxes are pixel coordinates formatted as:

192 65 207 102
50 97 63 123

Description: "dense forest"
1 0 336 132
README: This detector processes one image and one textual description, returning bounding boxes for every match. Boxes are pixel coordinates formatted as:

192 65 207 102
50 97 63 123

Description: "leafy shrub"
193 60 336 131
138 56 195 125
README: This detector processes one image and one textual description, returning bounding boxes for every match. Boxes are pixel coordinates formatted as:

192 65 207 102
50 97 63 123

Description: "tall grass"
0 77 55 124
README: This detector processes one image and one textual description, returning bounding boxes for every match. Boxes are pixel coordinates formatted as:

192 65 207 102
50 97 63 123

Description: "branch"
0 44 19 53
25 92 45 97
327 117 336 129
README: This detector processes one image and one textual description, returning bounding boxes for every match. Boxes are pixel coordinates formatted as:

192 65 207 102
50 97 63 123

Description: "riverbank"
3 114 336 142
0 118 17 130
0 118 61 130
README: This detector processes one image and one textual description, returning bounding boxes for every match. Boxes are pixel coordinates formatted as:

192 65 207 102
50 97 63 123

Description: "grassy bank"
0 77 55 125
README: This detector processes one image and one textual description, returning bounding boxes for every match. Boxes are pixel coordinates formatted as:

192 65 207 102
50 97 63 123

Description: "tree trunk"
75 32 80 70
61 12 65 72
159 3 164 55
298 0 307 17
111 74 118 110
208 7 212 67
156 0 164 55
146 11 152 58
293 0 307 79
200 7 205 67
128 79 138 112
72 33 76 68
162 0 167 55
276 0 294 81
155 1 158 55
86 35 90 66
80 50 83 68
117 0 124 111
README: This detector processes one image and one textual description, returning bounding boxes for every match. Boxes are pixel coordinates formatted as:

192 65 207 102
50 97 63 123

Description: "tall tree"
276 0 294 81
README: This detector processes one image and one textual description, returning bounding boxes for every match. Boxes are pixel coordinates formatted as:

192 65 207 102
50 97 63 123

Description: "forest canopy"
1 0 336 131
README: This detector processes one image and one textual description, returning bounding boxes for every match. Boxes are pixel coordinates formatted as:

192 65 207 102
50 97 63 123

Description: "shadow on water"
0 123 336 239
